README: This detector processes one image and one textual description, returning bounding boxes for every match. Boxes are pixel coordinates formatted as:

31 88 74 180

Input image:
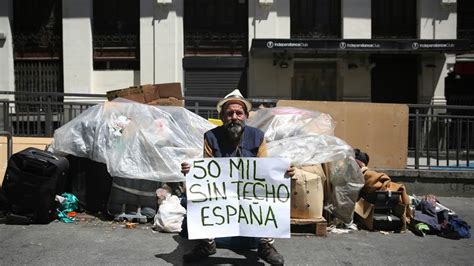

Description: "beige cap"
216 89 252 113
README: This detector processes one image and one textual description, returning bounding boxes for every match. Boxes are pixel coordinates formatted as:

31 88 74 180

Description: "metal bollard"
0 131 12 159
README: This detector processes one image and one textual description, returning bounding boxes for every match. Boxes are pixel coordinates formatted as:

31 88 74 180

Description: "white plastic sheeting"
248 107 364 223
49 100 215 182
248 107 335 142
51 102 363 223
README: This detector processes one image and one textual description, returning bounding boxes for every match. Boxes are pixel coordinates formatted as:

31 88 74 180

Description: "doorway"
370 55 418 103
292 61 337 101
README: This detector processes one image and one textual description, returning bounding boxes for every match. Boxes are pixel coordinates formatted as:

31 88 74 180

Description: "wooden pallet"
290 217 327 237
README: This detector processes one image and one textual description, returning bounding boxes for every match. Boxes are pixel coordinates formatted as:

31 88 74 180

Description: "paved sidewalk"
0 197 473 265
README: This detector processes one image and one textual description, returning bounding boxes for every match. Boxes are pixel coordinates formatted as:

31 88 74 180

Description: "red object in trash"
67 211 77 218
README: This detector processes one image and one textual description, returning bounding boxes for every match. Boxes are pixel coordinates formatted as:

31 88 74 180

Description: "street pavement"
1 197 473 265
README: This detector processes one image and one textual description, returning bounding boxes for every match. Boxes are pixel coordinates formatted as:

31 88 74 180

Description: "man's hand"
181 162 190 176
285 166 295 178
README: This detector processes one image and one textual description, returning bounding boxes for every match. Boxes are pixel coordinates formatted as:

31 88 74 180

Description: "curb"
375 168 474 197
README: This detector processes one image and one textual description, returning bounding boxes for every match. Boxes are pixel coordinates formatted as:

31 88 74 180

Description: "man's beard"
224 120 245 141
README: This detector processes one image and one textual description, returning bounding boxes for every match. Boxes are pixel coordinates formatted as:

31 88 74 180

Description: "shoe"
183 240 216 262
257 242 284 265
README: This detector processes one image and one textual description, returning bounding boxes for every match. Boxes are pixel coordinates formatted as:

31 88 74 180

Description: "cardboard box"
141 84 159 103
147 98 185 107
354 197 407 232
291 165 325 219
154 83 183 99
107 86 148 103
277 100 409 169
106 83 184 106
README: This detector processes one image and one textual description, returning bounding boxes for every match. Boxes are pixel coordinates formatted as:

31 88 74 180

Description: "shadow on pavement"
155 235 264 266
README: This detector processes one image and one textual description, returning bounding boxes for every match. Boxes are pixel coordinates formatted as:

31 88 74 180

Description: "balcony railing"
291 32 340 39
13 33 62 59
184 32 247 56
93 33 139 70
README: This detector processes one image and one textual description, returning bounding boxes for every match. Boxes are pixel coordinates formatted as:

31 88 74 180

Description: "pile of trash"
50 99 215 182
2 98 471 240
410 194 470 239
48 102 365 229
248 107 364 224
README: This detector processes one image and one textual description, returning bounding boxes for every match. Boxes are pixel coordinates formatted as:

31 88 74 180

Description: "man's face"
222 103 247 141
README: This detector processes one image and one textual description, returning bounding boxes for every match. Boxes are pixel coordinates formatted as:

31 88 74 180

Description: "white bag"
153 195 186 233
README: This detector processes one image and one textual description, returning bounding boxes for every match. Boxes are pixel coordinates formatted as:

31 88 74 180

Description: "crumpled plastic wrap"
49 100 215 182
325 156 364 223
265 135 352 166
50 101 362 222
49 104 108 163
248 106 335 141
250 107 364 223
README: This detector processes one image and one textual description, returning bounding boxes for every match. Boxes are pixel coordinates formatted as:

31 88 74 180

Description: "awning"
251 38 470 55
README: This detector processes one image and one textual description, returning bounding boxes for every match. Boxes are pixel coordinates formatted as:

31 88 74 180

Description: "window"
458 0 474 49
93 0 139 70
184 0 248 56
372 0 416 39
291 0 341 39
13 0 64 110
13 0 62 59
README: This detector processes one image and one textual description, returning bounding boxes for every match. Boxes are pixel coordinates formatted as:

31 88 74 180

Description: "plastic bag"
254 108 364 223
247 106 335 141
266 134 355 166
56 193 79 223
49 100 215 182
153 194 186 233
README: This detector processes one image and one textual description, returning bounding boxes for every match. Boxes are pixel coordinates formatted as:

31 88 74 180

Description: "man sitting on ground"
181 89 294 265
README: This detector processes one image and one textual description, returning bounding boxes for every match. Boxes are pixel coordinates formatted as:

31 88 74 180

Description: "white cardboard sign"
186 157 291 240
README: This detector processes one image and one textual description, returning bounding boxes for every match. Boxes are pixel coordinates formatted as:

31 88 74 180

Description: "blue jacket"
204 125 265 157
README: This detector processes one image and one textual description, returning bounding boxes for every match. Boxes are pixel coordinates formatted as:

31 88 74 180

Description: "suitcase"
66 155 112 214
2 147 69 224
107 176 161 220
0 189 9 218
0 131 12 215
372 213 403 231
364 190 402 211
